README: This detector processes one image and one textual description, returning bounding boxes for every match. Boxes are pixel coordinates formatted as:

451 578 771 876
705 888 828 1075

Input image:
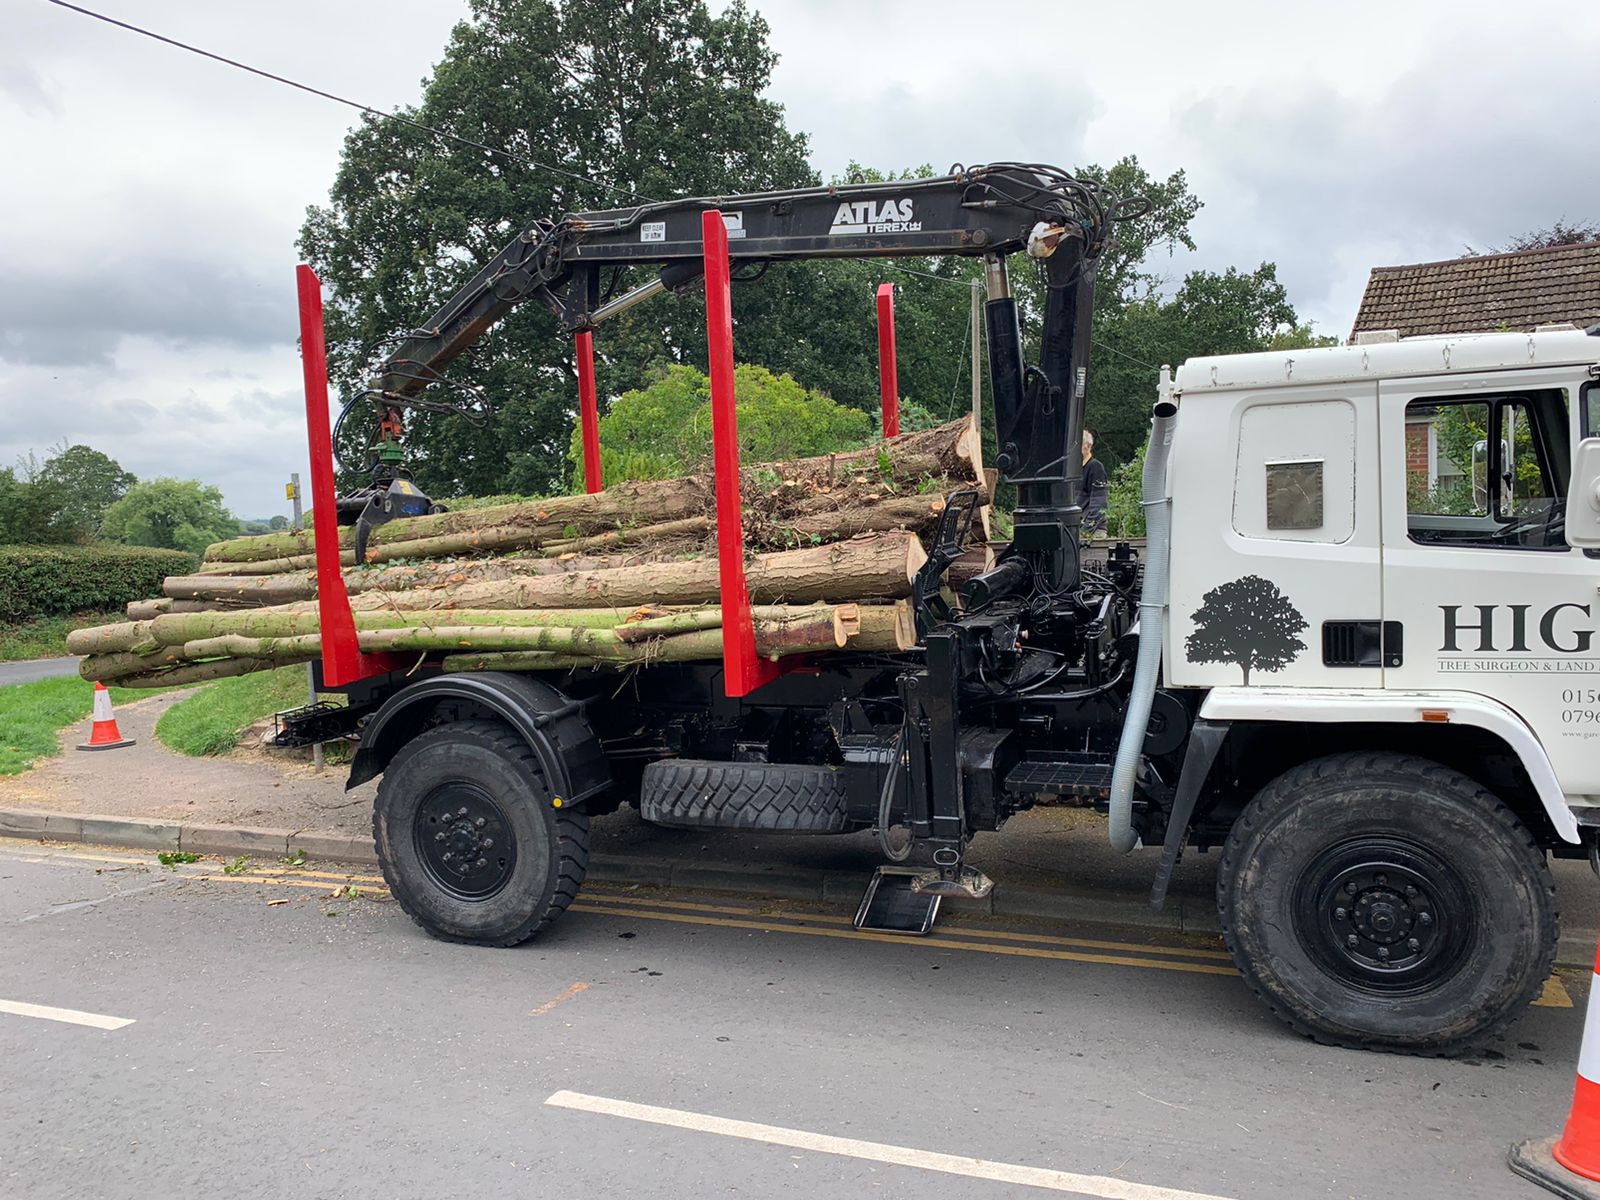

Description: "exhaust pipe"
1108 376 1178 853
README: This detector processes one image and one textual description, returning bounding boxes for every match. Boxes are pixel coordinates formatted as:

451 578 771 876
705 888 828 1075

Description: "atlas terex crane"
289 160 1596 1055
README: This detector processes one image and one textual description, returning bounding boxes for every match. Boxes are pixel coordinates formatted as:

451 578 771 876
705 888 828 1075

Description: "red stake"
876 281 899 438
296 265 401 687
576 330 602 493
703 210 780 698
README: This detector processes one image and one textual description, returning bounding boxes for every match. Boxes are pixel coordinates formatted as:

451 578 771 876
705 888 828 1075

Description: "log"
65 621 159 657
849 601 917 652
175 607 851 667
99 656 315 689
200 418 981 565
340 531 927 612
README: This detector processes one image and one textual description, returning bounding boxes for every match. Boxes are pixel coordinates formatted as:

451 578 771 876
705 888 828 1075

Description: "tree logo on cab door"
1186 575 1308 685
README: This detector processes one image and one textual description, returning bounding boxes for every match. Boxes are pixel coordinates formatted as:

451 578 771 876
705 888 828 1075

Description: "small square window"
1265 459 1324 530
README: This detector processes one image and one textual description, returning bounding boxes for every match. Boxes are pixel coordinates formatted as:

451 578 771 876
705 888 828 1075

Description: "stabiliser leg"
899 630 992 901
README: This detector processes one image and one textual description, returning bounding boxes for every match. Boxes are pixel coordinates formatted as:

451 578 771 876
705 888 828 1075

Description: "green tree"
570 363 871 487
300 0 813 501
100 479 239 557
37 444 136 542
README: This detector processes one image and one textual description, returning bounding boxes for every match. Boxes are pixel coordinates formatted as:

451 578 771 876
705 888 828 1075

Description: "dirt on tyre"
373 719 589 946
1218 751 1557 1055
639 759 849 832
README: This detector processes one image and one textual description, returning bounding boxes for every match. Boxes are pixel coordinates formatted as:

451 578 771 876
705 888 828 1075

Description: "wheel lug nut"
1405 885 1419 898
1375 873 1387 886
1334 907 1347 920
1408 938 1420 951
458 807 468 817
442 852 453 862
475 857 487 868
1418 912 1433 926
1377 947 1390 961
1346 934 1359 948
435 832 445 842
475 817 486 829
1344 882 1358 895
482 838 494 849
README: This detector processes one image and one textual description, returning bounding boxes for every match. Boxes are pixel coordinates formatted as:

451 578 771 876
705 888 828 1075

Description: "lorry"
281 162 1600 1054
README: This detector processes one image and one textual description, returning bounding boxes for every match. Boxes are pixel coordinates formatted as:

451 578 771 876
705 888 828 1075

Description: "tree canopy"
570 362 871 486
99 478 239 557
0 443 135 544
1185 575 1308 685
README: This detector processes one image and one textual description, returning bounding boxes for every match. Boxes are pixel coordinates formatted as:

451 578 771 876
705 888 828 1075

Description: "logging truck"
258 164 1600 1054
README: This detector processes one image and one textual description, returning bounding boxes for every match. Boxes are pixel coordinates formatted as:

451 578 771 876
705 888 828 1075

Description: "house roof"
1350 241 1600 340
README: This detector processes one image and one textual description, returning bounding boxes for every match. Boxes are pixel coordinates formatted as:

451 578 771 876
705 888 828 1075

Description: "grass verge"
0 676 155 776
0 610 124 662
154 665 322 757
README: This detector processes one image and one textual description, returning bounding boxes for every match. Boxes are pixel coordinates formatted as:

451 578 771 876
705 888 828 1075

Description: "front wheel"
374 720 589 946
1219 751 1557 1054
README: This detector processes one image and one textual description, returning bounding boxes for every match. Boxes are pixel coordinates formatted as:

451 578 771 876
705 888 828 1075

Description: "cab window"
1405 389 1569 551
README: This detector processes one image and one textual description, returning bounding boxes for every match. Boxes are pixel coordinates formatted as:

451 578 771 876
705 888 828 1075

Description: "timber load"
71 419 985 688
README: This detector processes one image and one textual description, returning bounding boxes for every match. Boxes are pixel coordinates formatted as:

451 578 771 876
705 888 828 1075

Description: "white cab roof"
1174 329 1600 393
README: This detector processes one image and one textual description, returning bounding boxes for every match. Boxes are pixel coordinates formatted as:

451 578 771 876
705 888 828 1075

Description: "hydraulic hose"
1108 392 1178 853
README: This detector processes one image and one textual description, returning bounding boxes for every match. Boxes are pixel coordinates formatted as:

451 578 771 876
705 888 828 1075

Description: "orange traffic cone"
76 682 135 752
1511 944 1600 1197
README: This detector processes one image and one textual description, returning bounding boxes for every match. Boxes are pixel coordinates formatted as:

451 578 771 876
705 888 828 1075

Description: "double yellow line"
3 841 1574 1001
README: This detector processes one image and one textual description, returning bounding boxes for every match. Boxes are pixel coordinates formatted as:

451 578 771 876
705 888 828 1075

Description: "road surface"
0 658 79 686
0 839 1580 1200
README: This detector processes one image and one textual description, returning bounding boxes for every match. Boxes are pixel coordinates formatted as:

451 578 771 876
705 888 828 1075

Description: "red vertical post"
703 210 780 699
876 281 899 438
576 330 603 493
296 265 399 687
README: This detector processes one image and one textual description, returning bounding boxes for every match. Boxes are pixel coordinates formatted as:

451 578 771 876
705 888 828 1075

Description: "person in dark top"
1080 429 1109 538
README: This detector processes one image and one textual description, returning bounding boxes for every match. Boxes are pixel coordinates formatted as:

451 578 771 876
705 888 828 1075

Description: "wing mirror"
1565 437 1600 548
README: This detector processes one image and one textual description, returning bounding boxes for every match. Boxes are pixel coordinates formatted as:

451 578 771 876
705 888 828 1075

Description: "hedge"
0 544 197 623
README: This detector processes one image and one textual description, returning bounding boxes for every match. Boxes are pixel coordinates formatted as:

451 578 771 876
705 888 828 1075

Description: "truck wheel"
373 720 589 946
1218 752 1557 1054
639 759 849 832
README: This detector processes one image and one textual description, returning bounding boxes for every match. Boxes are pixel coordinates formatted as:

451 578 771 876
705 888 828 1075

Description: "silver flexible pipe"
1108 388 1179 852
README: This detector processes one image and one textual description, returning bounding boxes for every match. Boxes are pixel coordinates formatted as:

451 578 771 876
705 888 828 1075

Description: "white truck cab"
1154 328 1600 1050
1169 328 1600 841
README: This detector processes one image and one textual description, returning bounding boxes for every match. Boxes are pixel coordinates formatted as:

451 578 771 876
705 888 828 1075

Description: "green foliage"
154 665 331 757
0 544 195 623
222 855 251 875
158 851 202 868
568 363 872 487
0 443 135 545
0 609 126 661
1105 444 1147 538
0 676 158 776
100 478 239 556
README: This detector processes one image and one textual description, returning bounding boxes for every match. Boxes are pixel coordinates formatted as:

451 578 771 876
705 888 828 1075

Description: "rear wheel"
1218 751 1557 1054
374 720 588 946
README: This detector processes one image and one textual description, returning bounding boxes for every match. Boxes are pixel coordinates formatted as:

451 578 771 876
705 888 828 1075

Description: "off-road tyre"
1219 751 1557 1055
373 720 589 946
639 759 849 833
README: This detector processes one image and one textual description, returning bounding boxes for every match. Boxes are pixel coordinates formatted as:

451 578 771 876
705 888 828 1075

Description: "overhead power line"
43 0 650 204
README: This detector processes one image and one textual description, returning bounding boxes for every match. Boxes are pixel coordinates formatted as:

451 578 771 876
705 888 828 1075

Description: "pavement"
0 656 80 685
0 839 1585 1200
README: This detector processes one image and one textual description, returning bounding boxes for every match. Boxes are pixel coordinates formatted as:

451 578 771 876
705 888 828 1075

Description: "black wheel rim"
414 783 517 901
1294 837 1475 995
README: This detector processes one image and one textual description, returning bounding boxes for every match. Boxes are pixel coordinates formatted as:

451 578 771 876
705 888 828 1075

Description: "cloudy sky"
3 0 1596 518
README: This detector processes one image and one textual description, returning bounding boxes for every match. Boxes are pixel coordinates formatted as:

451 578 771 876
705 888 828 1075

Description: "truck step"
1004 758 1114 800
853 867 940 935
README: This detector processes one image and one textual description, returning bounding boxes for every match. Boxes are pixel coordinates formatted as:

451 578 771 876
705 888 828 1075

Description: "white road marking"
544 1090 1238 1200
0 999 134 1031
19 879 169 922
